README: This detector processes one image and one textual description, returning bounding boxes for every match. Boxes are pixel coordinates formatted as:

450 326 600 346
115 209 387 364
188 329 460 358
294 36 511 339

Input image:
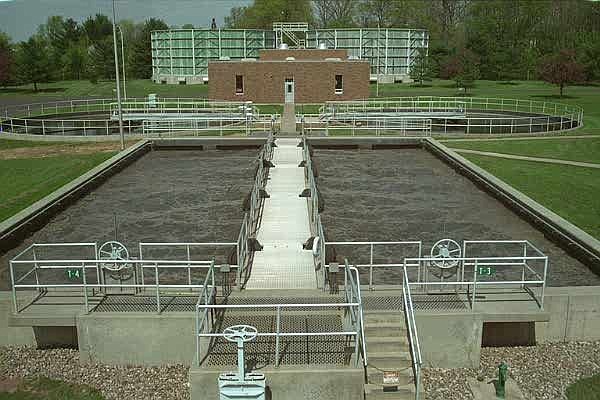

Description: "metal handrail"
9 257 216 314
235 131 274 286
195 299 363 367
326 241 423 289
343 262 368 366
403 255 548 310
402 263 422 400
301 136 327 287
0 97 276 136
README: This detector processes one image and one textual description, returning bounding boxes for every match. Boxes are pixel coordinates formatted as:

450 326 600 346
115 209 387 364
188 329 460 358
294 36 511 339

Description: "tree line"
226 0 600 93
0 15 169 90
1 1 598 94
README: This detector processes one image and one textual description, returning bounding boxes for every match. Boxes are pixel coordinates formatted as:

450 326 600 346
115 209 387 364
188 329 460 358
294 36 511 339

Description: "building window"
335 75 343 94
235 75 244 94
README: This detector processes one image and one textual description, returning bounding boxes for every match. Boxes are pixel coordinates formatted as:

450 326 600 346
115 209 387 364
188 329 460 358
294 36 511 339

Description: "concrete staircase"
363 312 421 400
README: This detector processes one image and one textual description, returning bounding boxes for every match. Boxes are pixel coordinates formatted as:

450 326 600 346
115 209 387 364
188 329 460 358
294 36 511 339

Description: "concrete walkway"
453 148 600 169
245 138 316 289
442 134 600 143
281 103 296 134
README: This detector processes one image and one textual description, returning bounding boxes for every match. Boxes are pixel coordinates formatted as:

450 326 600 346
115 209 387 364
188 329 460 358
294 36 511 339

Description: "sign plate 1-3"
478 266 496 276
383 371 400 385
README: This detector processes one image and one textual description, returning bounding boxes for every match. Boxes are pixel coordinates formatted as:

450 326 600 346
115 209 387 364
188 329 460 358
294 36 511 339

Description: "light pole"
112 0 125 150
116 25 127 100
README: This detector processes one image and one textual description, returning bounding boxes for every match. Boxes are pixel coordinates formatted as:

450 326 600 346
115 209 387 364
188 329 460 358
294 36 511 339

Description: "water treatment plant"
0 17 599 400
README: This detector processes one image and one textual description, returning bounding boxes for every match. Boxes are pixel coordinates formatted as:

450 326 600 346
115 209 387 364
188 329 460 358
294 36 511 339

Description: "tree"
62 45 87 80
314 0 357 28
538 49 585 97
16 35 51 91
441 48 480 93
130 18 169 79
0 31 14 87
88 37 114 81
357 0 395 27
83 14 112 44
181 24 195 29
225 0 314 29
410 48 432 86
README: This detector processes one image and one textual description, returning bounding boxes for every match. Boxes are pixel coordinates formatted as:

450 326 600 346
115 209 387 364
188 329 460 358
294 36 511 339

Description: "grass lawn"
0 79 208 100
444 137 600 164
461 154 600 239
566 374 600 400
0 377 104 400
0 151 116 223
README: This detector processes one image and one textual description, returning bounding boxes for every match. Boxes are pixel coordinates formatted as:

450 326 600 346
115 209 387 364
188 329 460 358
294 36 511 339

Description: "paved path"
453 148 600 169
281 103 296 134
441 134 600 142
246 138 316 289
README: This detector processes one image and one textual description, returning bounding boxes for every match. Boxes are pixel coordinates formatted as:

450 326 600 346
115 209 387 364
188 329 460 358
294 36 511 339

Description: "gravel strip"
0 346 189 400
423 341 600 400
2 342 599 400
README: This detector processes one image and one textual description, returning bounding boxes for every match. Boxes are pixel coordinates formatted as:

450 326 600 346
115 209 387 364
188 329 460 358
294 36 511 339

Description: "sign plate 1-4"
66 269 81 280
478 266 496 276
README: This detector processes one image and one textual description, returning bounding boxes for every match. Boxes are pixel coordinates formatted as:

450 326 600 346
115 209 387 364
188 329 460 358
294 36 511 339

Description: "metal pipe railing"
326 241 422 290
233 131 274 285
402 263 422 400
10 258 215 314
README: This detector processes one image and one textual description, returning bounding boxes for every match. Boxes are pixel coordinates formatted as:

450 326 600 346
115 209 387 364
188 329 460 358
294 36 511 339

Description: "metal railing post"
82 262 89 314
369 243 374 290
155 262 161 314
275 305 281 367
9 261 17 313
472 260 477 312
195 304 201 366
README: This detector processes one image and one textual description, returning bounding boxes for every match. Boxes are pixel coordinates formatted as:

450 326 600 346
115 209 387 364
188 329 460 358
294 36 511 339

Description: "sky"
0 0 251 41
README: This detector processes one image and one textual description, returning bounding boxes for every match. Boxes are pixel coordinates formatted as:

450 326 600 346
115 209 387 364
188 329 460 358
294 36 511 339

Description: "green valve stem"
496 361 508 399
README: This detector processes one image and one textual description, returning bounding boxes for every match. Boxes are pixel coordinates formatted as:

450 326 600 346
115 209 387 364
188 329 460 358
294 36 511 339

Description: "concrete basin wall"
77 312 196 366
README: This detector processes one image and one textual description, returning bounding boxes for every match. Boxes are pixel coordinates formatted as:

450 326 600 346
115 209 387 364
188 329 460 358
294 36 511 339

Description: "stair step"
366 366 414 386
367 336 409 352
364 313 405 324
364 383 416 400
365 322 407 337
368 351 412 369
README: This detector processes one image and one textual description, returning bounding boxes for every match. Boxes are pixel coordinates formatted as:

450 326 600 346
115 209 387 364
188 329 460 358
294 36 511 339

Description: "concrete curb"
424 138 600 275
0 140 151 253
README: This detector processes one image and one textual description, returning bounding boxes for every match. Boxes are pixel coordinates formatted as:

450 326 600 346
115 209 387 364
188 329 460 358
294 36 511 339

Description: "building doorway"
284 79 294 103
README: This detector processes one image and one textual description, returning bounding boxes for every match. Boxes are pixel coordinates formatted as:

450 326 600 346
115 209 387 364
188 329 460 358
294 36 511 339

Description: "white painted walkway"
245 138 317 289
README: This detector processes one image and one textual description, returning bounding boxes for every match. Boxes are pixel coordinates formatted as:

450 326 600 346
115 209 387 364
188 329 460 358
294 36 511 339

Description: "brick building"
208 49 370 104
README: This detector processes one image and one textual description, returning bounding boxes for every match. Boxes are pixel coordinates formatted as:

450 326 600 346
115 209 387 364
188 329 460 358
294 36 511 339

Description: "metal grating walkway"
246 138 317 289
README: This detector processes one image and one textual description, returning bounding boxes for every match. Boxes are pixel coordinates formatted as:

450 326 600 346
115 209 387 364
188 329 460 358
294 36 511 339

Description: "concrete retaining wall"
0 292 35 346
536 286 600 342
415 312 483 369
77 312 196 365
189 365 364 400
